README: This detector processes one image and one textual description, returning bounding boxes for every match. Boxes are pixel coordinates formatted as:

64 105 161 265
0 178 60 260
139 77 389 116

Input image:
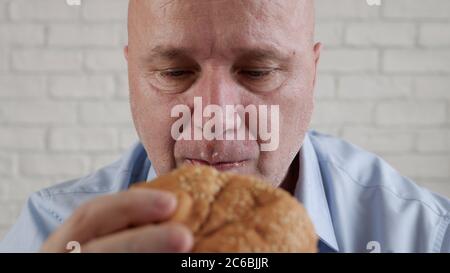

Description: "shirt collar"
143 133 339 252
296 134 339 252
147 163 157 181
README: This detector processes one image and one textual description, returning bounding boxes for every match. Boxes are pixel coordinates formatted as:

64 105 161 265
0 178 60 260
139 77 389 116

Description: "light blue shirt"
1 131 449 253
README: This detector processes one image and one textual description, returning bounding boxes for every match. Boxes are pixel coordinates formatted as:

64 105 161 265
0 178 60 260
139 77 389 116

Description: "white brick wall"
311 0 450 204
0 0 449 239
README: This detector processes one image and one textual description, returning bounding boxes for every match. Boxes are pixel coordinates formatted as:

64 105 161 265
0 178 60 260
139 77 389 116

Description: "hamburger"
132 164 317 252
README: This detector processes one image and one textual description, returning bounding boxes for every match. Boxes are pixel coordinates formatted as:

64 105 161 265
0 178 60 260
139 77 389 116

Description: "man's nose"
191 67 243 135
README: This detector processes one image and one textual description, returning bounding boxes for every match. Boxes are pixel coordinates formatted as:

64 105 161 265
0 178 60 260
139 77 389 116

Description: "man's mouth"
184 158 249 171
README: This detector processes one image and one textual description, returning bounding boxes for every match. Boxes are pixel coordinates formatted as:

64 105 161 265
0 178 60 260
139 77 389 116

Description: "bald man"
1 0 449 253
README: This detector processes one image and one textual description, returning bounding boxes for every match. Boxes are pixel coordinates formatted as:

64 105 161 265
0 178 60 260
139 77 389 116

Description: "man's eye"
239 69 273 80
146 68 197 93
159 69 195 79
235 67 286 93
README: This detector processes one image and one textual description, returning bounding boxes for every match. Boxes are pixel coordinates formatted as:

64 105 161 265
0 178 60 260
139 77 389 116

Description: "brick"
19 154 89 176
319 49 378 72
12 49 83 72
49 75 115 99
415 76 450 99
0 101 77 124
341 127 414 153
82 0 128 21
117 23 128 45
0 24 45 46
0 153 14 176
375 102 446 125
0 178 44 202
9 0 80 21
419 23 450 47
0 0 7 21
416 181 450 198
345 22 415 46
315 75 335 99
315 23 343 47
85 49 126 71
417 130 450 152
48 24 121 47
384 50 450 73
49 127 118 152
315 0 379 19
116 75 129 98
91 153 121 171
0 75 47 98
79 101 132 124
0 128 46 151
0 202 23 226
0 47 8 71
309 126 341 137
312 101 374 125
338 76 412 99
119 127 138 150
383 0 450 19
384 155 450 179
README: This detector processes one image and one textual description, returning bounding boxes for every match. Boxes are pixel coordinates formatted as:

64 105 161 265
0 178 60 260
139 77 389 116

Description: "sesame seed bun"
132 164 318 252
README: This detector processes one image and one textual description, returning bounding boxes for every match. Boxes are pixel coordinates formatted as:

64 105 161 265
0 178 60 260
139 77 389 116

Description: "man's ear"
312 42 322 90
314 42 322 66
124 45 129 62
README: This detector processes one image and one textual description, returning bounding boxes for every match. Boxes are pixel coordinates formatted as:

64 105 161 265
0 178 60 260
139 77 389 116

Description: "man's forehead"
142 44 293 65
128 0 314 56
128 0 312 10
128 0 314 26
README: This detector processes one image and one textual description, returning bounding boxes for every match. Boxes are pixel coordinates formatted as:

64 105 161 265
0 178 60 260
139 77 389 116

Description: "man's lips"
184 158 249 171
175 139 259 172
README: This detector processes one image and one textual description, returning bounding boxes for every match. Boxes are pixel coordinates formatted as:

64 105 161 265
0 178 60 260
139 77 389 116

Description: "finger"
41 189 177 252
82 223 194 253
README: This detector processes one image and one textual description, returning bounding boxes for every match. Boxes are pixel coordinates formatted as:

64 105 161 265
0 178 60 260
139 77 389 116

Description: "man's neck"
279 153 300 195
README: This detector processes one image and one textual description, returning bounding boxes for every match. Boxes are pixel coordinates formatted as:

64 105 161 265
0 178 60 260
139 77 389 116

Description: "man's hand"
40 188 193 253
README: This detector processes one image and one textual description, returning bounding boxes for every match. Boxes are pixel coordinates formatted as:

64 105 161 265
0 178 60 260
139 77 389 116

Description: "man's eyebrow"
142 45 292 64
232 47 292 63
145 46 193 61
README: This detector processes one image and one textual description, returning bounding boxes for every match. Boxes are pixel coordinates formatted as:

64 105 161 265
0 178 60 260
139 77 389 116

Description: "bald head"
128 0 315 50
